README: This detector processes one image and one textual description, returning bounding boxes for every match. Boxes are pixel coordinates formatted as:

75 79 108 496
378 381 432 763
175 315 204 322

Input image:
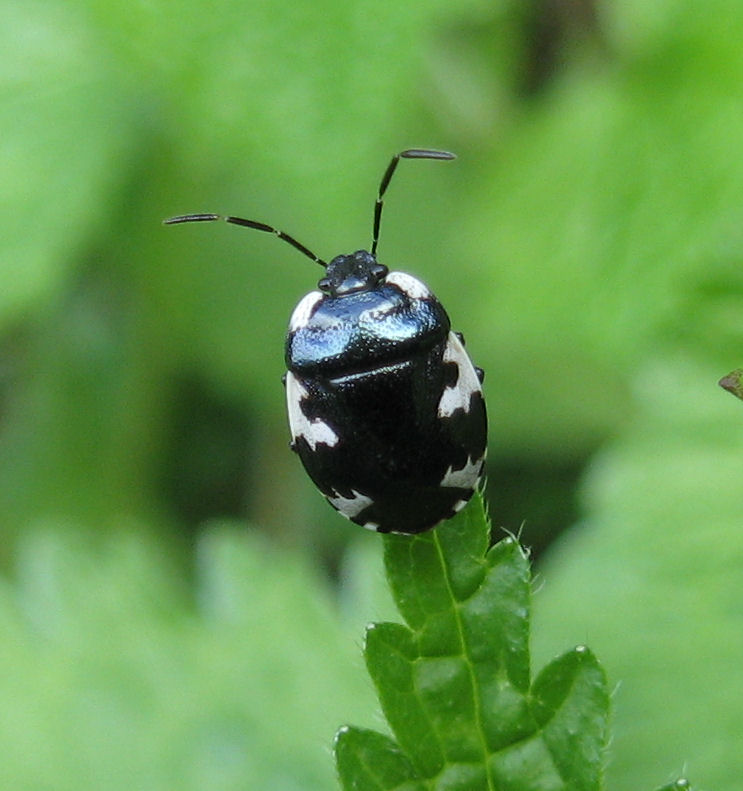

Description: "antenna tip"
399 149 456 161
163 213 222 225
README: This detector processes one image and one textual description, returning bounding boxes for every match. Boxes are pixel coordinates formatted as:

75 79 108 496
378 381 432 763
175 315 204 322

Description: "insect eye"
318 277 331 293
372 264 388 280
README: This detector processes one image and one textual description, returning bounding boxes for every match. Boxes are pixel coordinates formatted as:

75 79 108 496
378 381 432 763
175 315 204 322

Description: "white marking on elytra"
385 271 431 300
285 372 339 450
437 332 482 418
363 522 380 531
453 499 469 513
440 454 483 489
288 290 323 332
328 489 374 518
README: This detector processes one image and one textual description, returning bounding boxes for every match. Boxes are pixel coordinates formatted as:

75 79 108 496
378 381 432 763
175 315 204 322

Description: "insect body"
165 149 486 534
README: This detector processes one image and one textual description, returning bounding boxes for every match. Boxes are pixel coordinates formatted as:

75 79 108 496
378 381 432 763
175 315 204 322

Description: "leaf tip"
572 644 599 663
362 621 377 649
719 368 743 399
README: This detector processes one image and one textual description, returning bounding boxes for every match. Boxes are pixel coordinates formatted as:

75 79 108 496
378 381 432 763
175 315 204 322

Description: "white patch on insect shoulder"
437 332 482 418
452 499 469 513
440 454 483 489
285 372 339 450
328 489 374 518
363 521 380 531
385 271 431 300
288 291 323 332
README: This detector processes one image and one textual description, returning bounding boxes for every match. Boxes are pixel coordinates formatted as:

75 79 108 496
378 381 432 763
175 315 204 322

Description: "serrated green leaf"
529 647 608 791
335 726 426 791
337 494 610 791
364 621 445 778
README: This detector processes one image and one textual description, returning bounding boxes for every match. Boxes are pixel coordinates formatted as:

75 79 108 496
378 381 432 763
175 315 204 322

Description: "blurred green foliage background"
1 0 743 788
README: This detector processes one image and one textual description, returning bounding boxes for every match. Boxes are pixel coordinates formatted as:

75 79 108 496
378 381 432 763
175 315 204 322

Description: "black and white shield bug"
165 149 487 534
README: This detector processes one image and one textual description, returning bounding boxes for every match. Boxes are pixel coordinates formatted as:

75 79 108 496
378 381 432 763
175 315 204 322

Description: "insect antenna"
164 213 327 268
371 148 455 257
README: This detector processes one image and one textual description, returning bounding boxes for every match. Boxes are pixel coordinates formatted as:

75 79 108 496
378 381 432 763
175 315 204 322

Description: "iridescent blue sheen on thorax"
286 280 450 376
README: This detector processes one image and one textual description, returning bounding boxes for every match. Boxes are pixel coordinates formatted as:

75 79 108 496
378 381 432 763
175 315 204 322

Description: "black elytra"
165 149 487 534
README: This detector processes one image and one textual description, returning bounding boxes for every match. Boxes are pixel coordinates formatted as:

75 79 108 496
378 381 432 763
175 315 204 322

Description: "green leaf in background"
0 522 378 791
532 355 740 791
335 494 613 791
